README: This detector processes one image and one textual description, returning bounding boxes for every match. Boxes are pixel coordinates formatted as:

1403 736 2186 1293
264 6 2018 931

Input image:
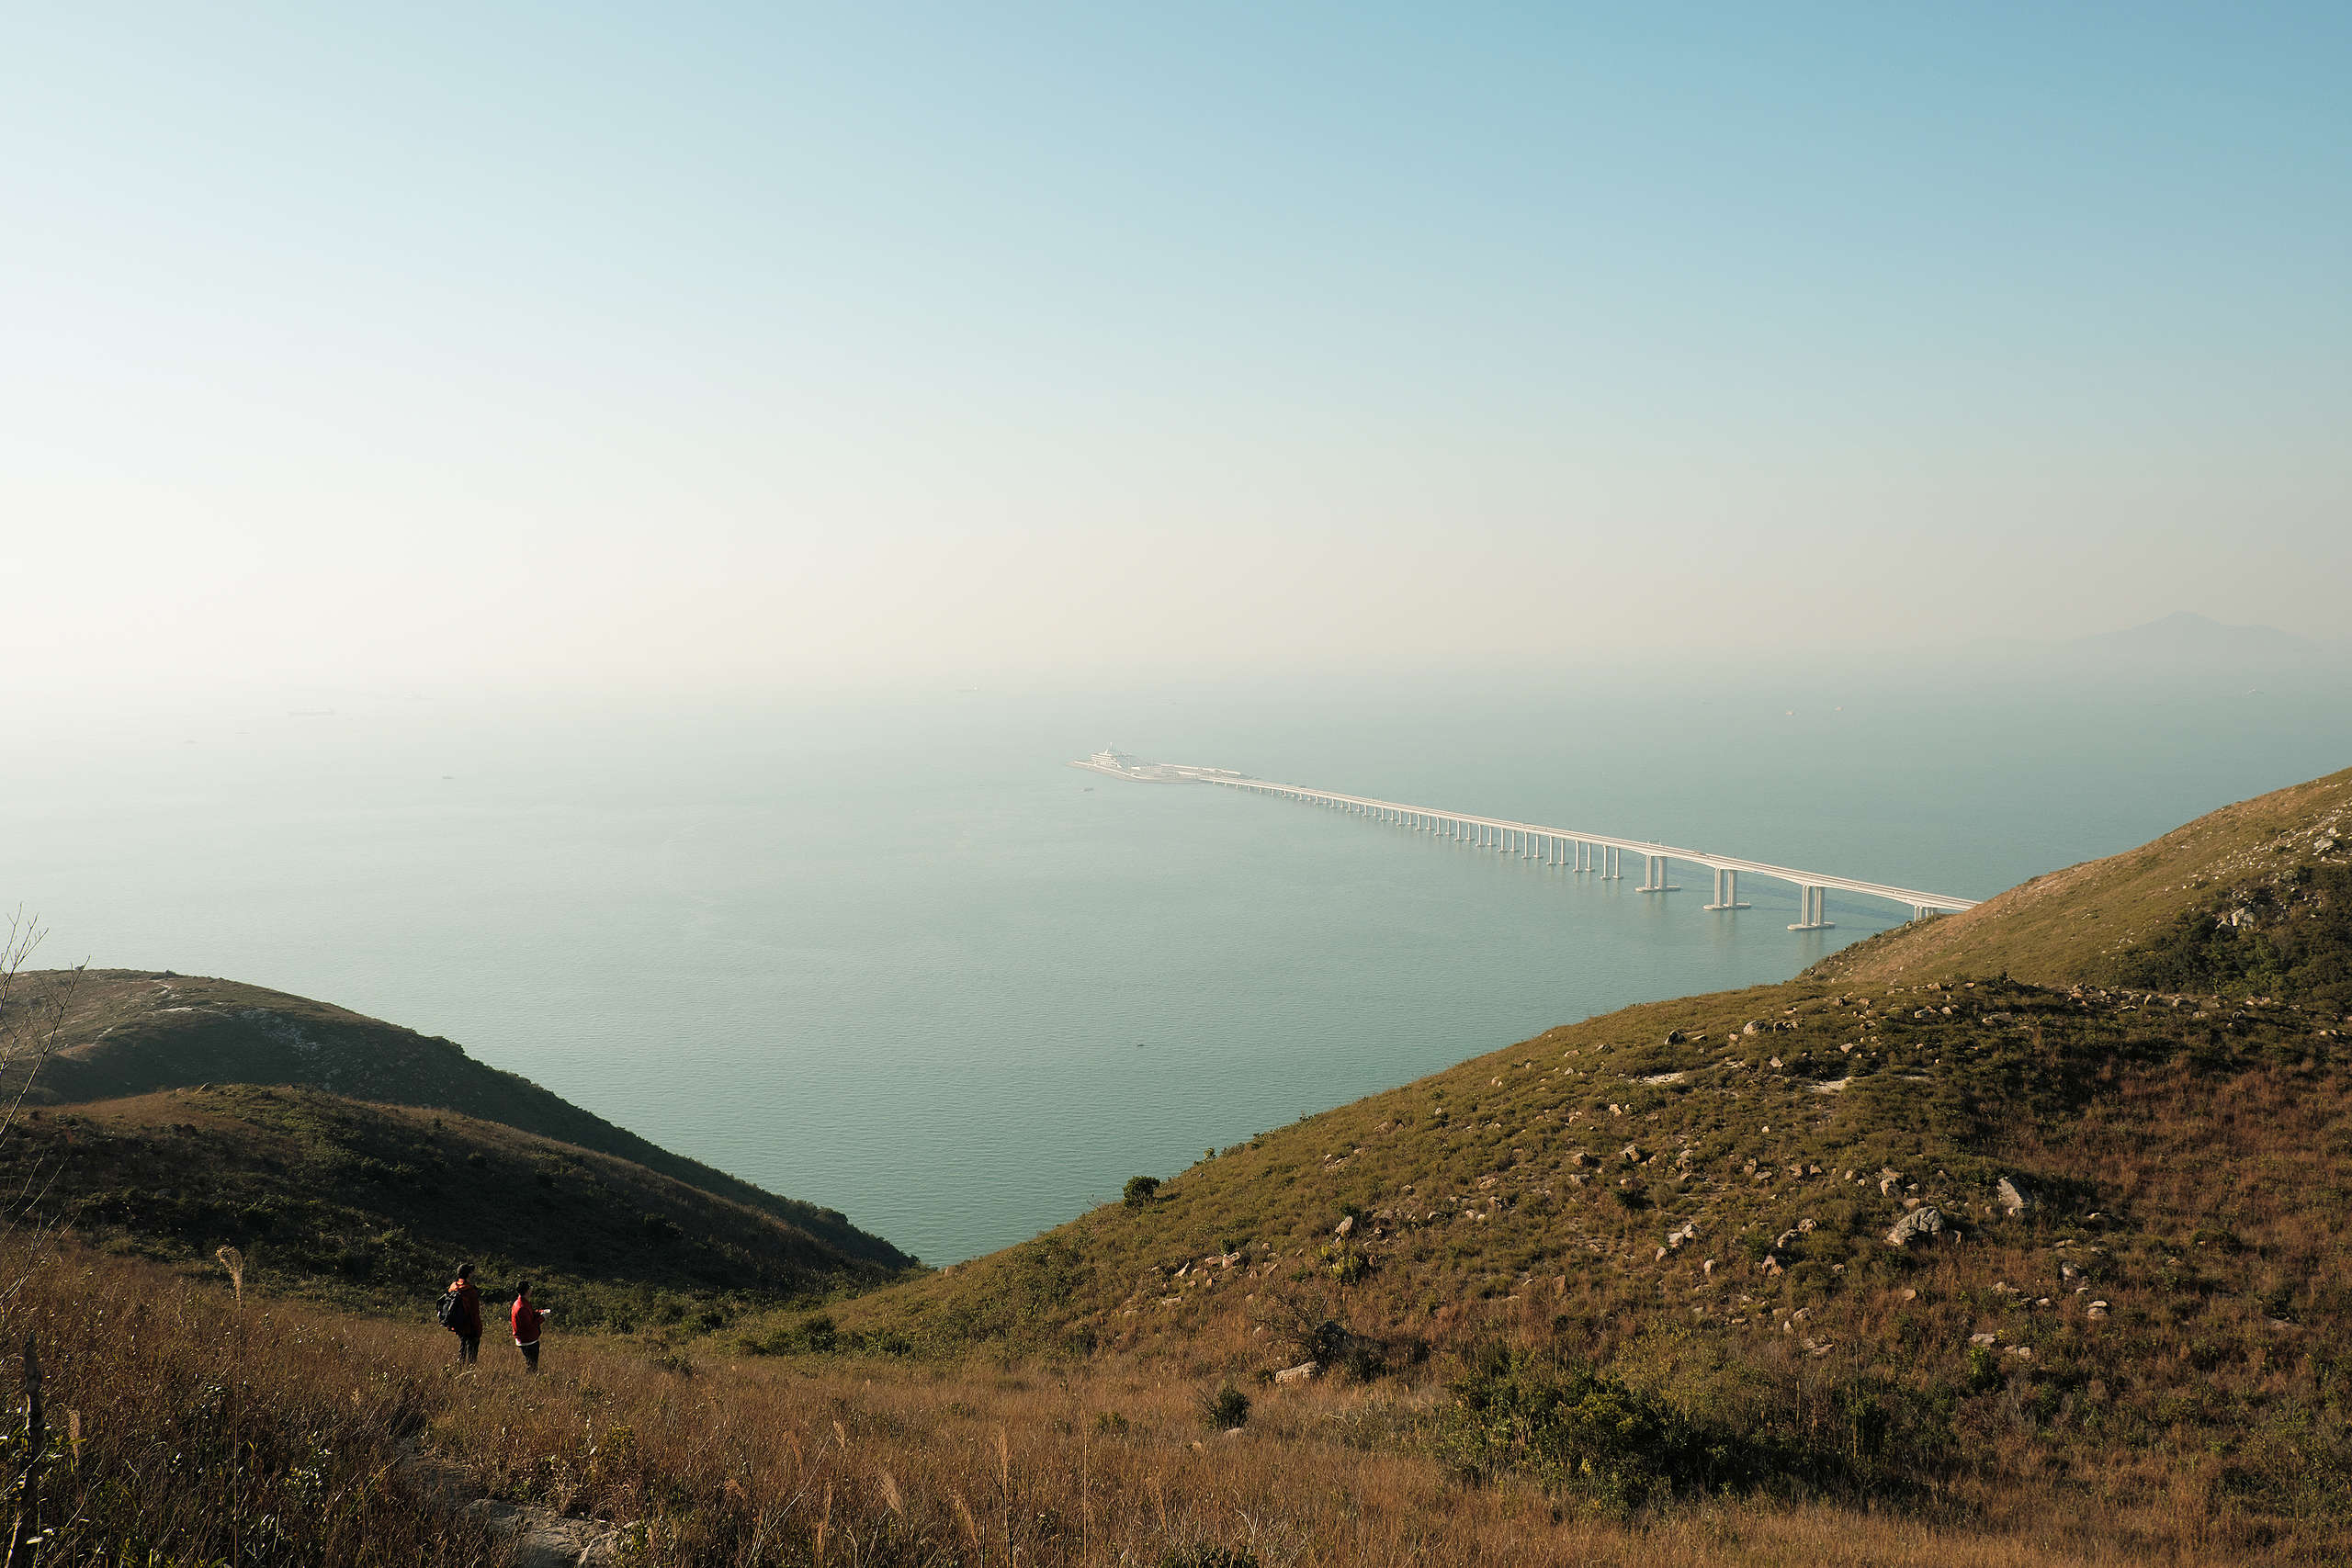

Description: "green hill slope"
1810 764 2352 1003
8 969 912 1269
7 1084 905 1325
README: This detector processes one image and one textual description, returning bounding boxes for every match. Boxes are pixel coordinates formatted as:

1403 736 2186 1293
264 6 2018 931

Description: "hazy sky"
5 4 2346 695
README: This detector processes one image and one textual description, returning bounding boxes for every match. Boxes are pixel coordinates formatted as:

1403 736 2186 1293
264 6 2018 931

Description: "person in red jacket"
445 1263 482 1364
511 1280 551 1373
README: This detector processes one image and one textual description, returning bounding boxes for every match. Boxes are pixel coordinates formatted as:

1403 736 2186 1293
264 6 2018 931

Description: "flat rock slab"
468 1500 621 1568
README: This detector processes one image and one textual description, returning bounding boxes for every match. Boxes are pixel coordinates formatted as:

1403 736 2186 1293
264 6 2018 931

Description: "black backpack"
435 1290 463 1329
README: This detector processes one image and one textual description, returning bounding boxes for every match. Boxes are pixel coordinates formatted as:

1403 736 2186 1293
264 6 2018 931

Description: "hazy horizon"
6 6 2347 704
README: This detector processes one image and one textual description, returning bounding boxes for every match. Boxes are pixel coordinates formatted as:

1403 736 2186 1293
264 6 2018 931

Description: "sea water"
6 665 2348 1263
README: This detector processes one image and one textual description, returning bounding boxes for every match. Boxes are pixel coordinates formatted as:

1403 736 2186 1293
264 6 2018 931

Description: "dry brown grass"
0 1234 2331 1566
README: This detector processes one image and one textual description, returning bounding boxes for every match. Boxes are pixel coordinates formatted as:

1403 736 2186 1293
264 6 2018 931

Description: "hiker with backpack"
438 1263 482 1363
511 1280 552 1373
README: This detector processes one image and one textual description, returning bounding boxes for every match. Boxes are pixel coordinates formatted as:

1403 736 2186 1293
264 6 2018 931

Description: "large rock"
1884 1206 1946 1247
1996 1176 2036 1217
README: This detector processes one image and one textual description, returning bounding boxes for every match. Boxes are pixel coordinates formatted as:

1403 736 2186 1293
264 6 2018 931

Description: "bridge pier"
1788 886 1835 931
1174 765 1974 929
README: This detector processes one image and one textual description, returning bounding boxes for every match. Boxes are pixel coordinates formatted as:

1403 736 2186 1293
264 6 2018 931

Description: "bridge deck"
1161 766 1979 915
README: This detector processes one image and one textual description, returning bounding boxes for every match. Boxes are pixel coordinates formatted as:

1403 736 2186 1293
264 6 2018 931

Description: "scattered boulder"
1884 1206 1946 1247
1664 1029 1687 1044
1995 1176 2036 1217
1273 1361 1317 1385
2086 1301 2109 1320
1333 1215 1355 1237
1742 1021 1761 1035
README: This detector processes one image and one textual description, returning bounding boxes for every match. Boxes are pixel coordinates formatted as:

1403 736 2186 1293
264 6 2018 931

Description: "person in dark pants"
511 1280 550 1373
445 1263 482 1364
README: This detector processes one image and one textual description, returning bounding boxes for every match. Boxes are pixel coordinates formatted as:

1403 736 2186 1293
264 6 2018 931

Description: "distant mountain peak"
2064 611 2319 661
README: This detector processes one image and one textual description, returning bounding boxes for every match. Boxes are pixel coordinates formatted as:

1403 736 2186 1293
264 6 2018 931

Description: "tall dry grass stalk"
214 1245 244 1309
0 914 79 1141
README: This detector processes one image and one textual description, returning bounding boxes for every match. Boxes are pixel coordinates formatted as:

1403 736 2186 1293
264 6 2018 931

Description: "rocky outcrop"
1885 1206 1946 1247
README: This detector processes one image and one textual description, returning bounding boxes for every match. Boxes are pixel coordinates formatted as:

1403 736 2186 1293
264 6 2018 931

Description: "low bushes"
1437 1342 1950 1512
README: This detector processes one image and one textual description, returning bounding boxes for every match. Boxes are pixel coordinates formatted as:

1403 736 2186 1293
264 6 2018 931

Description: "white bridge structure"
1074 751 1978 931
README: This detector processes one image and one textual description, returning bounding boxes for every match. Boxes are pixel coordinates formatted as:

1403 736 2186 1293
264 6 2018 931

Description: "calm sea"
8 665 2348 1262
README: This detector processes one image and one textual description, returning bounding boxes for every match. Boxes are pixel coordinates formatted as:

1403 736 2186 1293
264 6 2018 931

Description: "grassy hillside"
729 769 2352 1553
8 968 912 1268
1811 764 2352 1001
5 1084 905 1325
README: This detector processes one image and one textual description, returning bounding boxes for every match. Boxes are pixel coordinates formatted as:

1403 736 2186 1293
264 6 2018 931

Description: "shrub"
1124 1175 1162 1209
772 1313 839 1354
1199 1382 1250 1430
1323 1239 1371 1284
1439 1347 1692 1508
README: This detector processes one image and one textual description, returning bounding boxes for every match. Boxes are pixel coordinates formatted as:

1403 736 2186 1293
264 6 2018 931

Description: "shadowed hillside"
7 968 913 1268
6 1085 908 1323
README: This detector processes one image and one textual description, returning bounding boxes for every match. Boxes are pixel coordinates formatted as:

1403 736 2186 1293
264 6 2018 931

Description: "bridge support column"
1637 853 1679 893
1704 869 1749 910
1604 845 1622 880
1788 886 1836 931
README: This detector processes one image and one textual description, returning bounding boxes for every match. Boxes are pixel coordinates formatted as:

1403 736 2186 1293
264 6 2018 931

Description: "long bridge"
1073 751 1980 931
